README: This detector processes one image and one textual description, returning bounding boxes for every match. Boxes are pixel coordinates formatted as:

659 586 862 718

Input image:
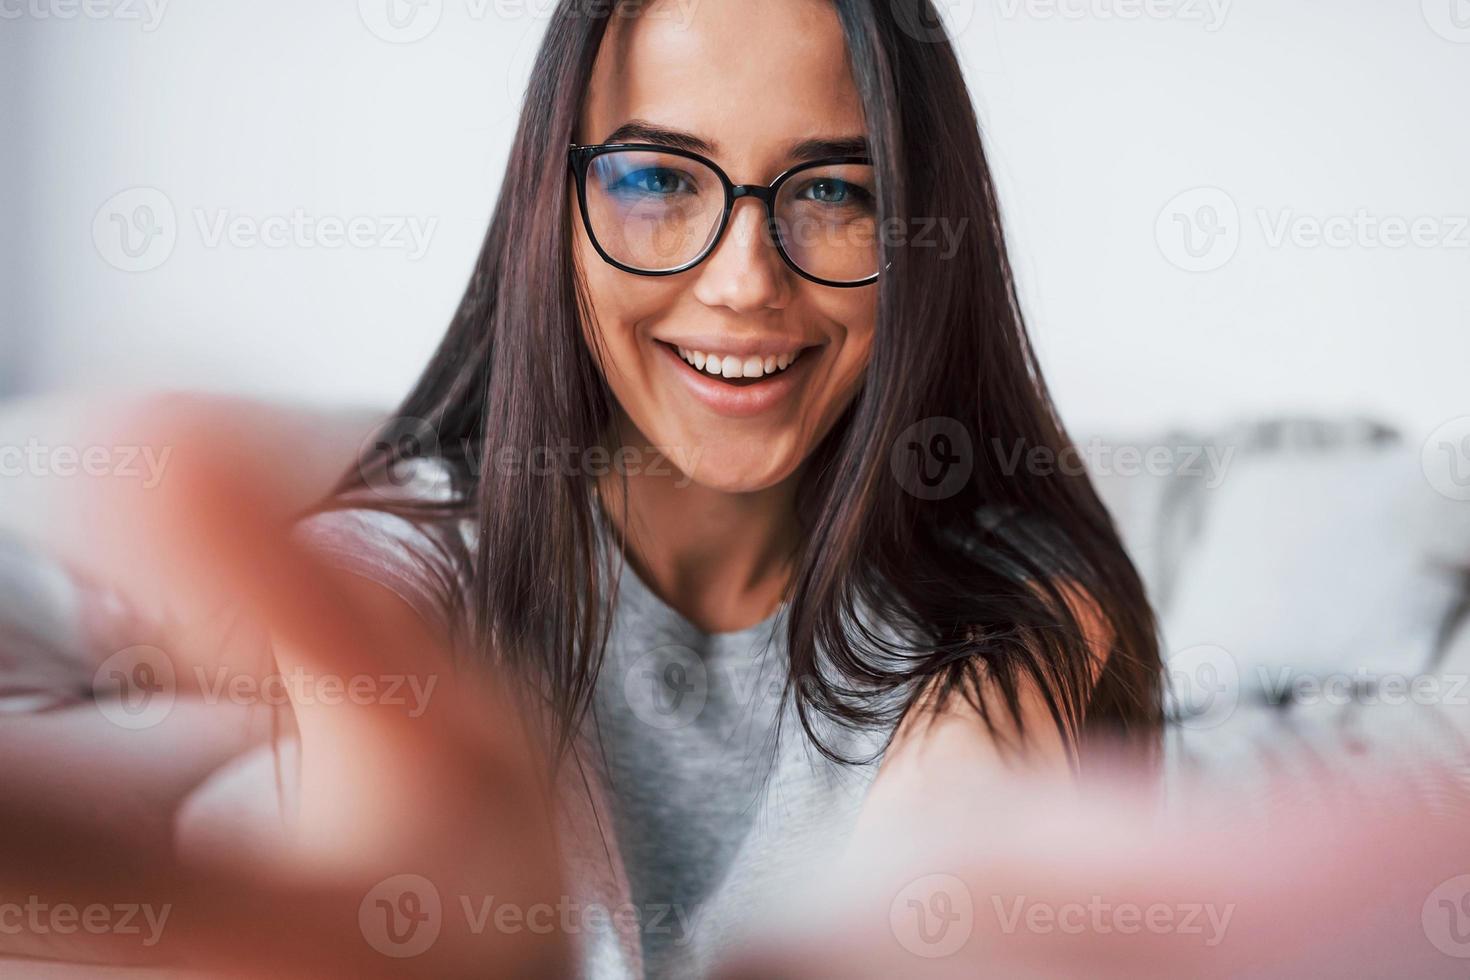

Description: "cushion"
1162 438 1470 709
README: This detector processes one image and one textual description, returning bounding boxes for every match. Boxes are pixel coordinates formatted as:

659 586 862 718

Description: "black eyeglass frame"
568 142 882 289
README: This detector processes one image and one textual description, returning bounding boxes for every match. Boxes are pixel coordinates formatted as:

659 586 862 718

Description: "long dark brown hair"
337 0 1164 769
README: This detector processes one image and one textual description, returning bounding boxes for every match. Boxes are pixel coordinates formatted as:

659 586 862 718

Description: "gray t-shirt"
293 460 892 979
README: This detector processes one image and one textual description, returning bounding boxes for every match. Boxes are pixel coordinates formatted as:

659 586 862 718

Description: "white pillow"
1162 443 1470 702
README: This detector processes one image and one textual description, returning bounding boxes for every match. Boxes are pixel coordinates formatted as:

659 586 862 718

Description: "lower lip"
657 342 816 419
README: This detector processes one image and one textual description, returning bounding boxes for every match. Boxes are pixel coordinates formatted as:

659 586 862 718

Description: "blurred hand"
0 399 568 978
719 756 1470 979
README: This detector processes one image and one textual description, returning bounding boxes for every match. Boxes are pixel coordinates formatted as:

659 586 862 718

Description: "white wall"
960 0 1470 438
5 0 1468 441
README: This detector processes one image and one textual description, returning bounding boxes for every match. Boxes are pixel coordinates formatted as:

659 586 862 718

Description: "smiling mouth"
656 341 810 387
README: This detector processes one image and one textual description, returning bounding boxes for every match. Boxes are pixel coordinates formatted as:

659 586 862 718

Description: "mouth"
657 341 809 387
653 339 821 419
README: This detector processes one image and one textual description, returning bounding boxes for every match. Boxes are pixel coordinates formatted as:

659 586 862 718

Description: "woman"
296 0 1163 975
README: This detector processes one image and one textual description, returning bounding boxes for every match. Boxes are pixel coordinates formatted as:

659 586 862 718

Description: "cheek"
573 227 680 413
819 293 878 402
575 230 646 365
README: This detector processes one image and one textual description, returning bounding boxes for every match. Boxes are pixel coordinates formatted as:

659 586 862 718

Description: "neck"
595 417 801 634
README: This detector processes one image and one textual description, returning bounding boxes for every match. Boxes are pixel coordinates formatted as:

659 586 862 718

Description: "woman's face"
573 0 877 494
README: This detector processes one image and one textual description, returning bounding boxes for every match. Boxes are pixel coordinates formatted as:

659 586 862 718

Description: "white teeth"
675 345 804 380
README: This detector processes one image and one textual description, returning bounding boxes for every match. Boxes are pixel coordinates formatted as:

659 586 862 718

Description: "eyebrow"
601 119 871 164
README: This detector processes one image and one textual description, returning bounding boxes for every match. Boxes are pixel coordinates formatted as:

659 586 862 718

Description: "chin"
673 437 801 494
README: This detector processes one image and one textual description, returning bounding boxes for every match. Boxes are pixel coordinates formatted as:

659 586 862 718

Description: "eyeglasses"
568 142 880 288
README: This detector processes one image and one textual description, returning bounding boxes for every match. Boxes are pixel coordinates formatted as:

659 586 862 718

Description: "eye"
796 177 874 209
610 167 696 197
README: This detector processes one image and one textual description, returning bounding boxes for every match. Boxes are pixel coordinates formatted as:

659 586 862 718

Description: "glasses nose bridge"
729 183 777 212
717 183 781 261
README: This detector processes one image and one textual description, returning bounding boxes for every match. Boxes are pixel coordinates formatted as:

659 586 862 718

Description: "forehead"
581 0 866 174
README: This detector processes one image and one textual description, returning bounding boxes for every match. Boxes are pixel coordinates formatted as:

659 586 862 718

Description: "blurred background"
1 0 1466 438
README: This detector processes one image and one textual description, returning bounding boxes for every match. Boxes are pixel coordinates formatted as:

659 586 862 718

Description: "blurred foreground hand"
718 745 1470 978
0 399 569 978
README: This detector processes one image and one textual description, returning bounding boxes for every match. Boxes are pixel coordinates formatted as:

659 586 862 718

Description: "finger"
0 398 569 976
98 397 536 782
719 763 1470 979
0 783 563 978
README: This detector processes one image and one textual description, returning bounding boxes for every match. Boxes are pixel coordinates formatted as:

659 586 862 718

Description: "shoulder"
857 581 1112 831
899 579 1111 746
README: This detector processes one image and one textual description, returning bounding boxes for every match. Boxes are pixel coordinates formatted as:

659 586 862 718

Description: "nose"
691 197 791 314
